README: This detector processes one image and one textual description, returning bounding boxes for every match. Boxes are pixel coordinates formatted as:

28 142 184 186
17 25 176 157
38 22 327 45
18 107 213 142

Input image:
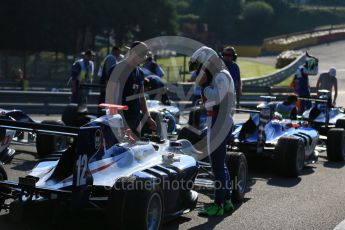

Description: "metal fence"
242 54 305 87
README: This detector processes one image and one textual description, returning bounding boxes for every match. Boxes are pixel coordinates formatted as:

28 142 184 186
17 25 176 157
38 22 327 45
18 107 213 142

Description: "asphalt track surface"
1 41 345 229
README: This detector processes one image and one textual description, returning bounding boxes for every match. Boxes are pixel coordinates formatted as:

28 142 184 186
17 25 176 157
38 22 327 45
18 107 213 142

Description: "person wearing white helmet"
316 67 338 106
189 46 236 216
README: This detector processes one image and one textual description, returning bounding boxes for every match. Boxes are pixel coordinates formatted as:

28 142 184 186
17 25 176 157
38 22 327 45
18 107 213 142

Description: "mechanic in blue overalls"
70 50 95 112
98 47 121 106
108 41 157 137
189 46 236 216
222 46 241 108
291 54 318 114
142 53 171 105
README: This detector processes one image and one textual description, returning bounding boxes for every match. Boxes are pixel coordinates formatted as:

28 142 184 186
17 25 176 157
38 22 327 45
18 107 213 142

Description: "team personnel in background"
142 53 171 105
70 49 95 112
189 46 235 217
108 41 156 136
316 67 338 106
98 46 124 107
291 53 319 114
222 46 242 108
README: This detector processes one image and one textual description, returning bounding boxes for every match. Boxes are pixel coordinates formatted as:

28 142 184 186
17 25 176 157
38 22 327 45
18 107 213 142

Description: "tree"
199 0 243 45
240 1 274 42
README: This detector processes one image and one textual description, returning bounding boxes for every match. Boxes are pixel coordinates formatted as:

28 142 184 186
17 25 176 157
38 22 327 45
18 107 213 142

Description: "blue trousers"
209 121 232 205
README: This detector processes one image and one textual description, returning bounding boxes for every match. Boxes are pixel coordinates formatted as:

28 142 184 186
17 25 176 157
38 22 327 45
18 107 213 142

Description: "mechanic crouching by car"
70 49 95 112
189 46 235 216
107 41 157 137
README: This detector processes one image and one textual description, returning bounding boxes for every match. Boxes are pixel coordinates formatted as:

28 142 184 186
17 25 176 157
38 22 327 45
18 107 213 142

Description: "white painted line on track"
333 219 345 230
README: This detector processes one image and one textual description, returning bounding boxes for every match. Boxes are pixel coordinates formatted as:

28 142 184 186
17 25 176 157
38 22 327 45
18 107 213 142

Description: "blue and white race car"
302 91 345 162
178 101 320 177
232 107 319 177
0 104 198 229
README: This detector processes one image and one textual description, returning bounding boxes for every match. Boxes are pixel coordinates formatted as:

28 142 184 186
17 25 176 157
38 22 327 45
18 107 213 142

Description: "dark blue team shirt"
224 61 240 89
295 67 310 97
122 67 144 118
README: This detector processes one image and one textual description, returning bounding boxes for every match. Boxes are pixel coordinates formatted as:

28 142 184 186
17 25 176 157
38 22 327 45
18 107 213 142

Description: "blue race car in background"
0 108 67 163
178 100 320 177
0 104 198 230
302 90 345 162
232 107 319 177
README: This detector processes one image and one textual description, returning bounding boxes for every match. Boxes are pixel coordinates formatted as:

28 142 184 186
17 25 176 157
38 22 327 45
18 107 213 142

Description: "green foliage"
2 0 345 54
0 0 177 53
200 0 242 44
242 1 274 21
239 1 274 43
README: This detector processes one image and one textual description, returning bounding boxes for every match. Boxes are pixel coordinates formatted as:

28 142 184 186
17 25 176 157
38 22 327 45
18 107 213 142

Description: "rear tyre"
108 178 163 230
275 136 305 177
0 164 7 180
327 128 345 162
227 152 248 203
62 104 79 126
62 104 89 127
36 120 68 158
177 126 206 151
336 118 345 129
0 163 7 207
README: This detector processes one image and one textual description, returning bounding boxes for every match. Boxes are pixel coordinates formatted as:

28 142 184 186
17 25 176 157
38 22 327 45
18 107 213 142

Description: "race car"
0 104 199 229
232 108 319 177
0 108 67 163
178 101 319 177
302 90 345 162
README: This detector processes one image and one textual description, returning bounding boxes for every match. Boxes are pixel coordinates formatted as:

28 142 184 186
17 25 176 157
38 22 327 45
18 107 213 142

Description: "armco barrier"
263 26 345 53
0 85 272 114
242 54 305 87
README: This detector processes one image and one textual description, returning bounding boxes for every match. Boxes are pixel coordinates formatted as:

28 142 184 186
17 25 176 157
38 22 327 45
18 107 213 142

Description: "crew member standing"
190 46 235 216
107 41 157 137
222 46 241 108
70 49 95 111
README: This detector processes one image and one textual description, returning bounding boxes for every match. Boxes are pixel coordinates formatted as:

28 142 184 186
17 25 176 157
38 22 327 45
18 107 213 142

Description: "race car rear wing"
299 97 330 127
0 119 80 136
234 108 267 154
0 119 101 209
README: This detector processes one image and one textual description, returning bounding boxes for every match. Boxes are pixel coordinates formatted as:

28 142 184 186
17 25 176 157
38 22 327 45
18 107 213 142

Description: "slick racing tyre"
0 164 7 181
335 118 345 129
177 126 206 152
62 104 82 126
0 163 7 208
107 177 163 230
36 120 68 158
227 152 248 203
275 136 305 177
0 128 5 143
327 128 345 162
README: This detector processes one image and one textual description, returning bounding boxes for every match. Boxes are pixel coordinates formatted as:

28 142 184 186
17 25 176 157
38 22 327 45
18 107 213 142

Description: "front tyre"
275 136 305 177
227 152 248 203
108 178 163 230
327 128 345 162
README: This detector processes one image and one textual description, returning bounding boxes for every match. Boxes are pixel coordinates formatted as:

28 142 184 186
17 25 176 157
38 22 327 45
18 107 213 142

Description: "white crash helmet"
189 46 218 72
